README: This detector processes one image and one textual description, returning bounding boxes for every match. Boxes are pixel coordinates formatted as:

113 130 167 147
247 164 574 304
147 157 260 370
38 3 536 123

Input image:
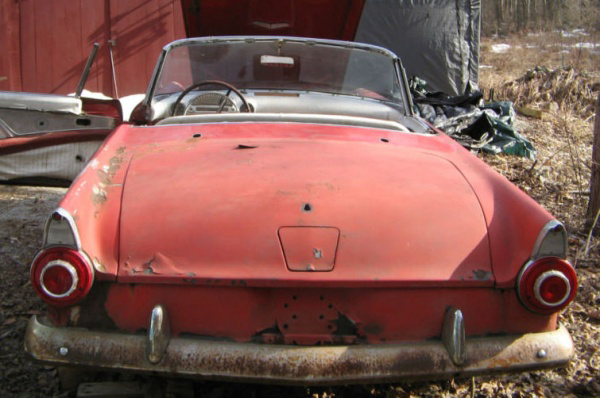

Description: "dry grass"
500 68 598 119
479 31 600 89
470 31 600 397
479 32 599 238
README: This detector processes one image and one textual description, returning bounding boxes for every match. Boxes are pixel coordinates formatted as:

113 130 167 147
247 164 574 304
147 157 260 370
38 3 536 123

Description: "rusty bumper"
25 315 573 385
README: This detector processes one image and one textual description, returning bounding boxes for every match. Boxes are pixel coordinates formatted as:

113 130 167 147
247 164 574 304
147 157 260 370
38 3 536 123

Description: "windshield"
153 38 403 102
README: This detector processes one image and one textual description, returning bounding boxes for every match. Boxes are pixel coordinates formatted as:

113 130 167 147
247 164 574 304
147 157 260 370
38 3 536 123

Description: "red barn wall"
0 0 22 92
0 0 185 97
0 0 363 97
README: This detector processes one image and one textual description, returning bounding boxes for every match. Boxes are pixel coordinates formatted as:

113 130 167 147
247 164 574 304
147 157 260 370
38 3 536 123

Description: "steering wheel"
171 80 251 116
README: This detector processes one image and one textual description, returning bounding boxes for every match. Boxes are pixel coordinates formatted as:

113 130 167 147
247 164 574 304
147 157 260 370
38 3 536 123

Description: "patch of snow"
572 29 589 36
574 42 600 49
479 65 493 69
561 29 589 37
491 44 511 53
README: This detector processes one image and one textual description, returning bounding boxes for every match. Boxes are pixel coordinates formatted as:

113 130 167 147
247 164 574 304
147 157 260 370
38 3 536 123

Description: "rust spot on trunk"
91 185 107 206
131 253 186 276
473 269 492 281
91 146 126 211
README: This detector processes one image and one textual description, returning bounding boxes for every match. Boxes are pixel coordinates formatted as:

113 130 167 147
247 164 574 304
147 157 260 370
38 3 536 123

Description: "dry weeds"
500 67 598 119
468 32 600 397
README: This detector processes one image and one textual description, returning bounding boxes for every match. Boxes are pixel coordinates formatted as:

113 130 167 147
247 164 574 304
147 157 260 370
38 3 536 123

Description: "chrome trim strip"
0 91 82 114
39 261 79 299
0 116 16 137
397 59 414 117
162 36 400 64
531 220 567 260
441 307 466 366
25 316 573 385
42 208 81 250
154 113 429 134
534 270 571 307
144 48 167 108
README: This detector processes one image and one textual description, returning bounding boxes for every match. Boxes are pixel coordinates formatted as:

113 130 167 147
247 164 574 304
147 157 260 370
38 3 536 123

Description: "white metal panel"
0 141 102 181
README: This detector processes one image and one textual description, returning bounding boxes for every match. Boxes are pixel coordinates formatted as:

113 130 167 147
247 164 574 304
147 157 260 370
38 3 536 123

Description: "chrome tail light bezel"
517 220 577 314
38 259 80 299
32 207 94 306
30 247 94 307
43 208 81 250
517 257 577 315
530 220 568 260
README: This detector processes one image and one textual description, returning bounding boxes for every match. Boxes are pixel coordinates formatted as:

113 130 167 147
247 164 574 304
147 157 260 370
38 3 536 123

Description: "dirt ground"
1 33 599 397
0 186 67 397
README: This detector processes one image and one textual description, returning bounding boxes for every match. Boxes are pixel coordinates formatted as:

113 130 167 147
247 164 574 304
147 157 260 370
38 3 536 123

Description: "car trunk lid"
118 134 492 286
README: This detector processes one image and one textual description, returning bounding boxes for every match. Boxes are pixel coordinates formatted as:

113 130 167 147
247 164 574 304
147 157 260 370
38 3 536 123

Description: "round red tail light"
31 247 94 306
517 257 577 314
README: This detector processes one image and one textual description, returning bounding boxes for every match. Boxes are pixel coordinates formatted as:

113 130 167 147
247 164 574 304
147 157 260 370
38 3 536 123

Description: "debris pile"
411 77 536 159
500 66 600 119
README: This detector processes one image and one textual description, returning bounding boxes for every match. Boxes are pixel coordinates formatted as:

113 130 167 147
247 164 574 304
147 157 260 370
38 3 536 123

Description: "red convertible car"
25 37 576 385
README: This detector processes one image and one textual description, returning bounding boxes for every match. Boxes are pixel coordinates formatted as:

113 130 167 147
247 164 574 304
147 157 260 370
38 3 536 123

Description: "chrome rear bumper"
25 315 573 385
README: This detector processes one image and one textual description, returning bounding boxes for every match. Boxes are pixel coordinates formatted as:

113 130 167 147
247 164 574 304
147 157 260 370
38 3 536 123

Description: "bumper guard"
25 312 573 385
